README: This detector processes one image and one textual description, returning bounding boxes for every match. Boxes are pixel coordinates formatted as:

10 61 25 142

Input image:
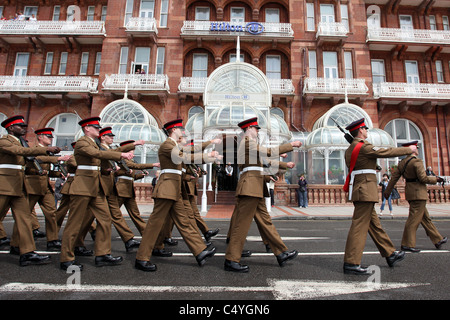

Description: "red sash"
343 141 364 192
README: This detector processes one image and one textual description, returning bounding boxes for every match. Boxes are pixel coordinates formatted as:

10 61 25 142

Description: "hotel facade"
1 0 449 206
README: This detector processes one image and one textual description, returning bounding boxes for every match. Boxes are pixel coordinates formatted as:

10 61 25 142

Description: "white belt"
117 176 134 181
182 168 186 173
77 165 100 171
242 166 263 173
160 169 182 175
348 169 377 200
67 173 75 177
0 164 23 170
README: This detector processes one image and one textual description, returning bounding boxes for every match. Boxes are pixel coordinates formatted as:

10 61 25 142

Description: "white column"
201 163 208 214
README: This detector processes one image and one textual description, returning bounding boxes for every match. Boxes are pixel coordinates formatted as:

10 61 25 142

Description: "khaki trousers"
136 197 206 261
107 194 134 243
225 196 288 263
60 194 112 262
403 200 443 247
0 194 36 254
27 192 59 241
189 195 208 234
118 196 147 235
344 201 395 265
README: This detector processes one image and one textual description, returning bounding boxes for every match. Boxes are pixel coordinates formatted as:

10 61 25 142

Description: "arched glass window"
0 113 7 136
270 107 284 119
46 113 81 152
188 106 203 119
384 119 425 170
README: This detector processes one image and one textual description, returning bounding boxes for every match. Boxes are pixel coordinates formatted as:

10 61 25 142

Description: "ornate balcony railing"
316 22 348 38
0 20 105 35
303 78 368 95
125 17 158 34
367 27 450 45
178 77 295 95
181 20 294 39
102 74 170 92
0 76 98 93
373 82 450 99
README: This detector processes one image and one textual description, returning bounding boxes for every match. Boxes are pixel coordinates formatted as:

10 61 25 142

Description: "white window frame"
306 3 315 31
436 60 444 82
340 4 349 31
265 8 280 23
94 52 102 75
160 0 169 27
44 52 54 75
405 60 420 84
371 59 386 84
14 53 30 76
266 55 281 80
429 15 436 30
156 47 165 74
24 6 38 19
308 50 317 78
323 51 338 79
344 51 353 79
399 15 413 30
119 47 129 74
230 7 245 24
87 6 95 21
79 52 89 75
192 53 208 78
59 52 68 75
320 4 335 23
101 6 108 22
133 47 151 74
52 6 60 21
195 7 210 21
443 16 449 30
140 0 155 18
124 0 134 26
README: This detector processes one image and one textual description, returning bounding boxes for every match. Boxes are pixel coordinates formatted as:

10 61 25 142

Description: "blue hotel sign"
210 22 264 35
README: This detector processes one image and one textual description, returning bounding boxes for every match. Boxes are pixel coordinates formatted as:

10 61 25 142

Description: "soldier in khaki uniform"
0 115 60 266
22 128 71 251
224 117 301 272
384 140 447 252
135 119 217 272
342 118 415 275
59 117 134 271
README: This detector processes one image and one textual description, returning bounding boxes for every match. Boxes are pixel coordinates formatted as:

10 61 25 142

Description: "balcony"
374 82 450 111
367 27 450 54
316 22 348 46
125 17 158 41
0 20 105 46
180 20 294 43
102 74 170 103
302 77 368 107
0 76 98 99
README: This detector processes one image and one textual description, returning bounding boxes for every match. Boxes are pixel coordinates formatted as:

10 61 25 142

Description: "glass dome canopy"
306 127 349 149
366 128 395 148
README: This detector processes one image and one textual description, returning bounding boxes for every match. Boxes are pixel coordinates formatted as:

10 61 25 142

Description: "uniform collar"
8 134 20 143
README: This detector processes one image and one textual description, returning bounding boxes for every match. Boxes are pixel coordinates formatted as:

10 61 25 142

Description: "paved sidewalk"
118 202 450 220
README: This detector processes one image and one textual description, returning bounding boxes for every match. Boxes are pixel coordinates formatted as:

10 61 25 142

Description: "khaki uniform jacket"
115 160 154 198
24 145 60 196
0 135 48 196
69 136 122 197
61 156 77 195
345 138 412 202
235 136 293 198
152 137 194 201
385 155 437 201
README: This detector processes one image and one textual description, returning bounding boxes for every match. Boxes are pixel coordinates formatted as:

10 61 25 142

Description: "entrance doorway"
215 134 238 192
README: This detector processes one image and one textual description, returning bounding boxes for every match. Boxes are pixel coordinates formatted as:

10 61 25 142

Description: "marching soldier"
134 119 217 272
0 115 60 266
22 128 71 251
59 117 134 271
384 140 448 252
342 118 415 275
224 117 301 272
115 139 160 235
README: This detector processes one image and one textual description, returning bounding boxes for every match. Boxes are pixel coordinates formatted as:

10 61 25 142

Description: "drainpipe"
293 48 307 132
436 105 446 176
443 106 450 170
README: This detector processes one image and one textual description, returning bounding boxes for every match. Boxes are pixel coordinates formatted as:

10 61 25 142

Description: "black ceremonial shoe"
241 250 252 257
276 250 298 267
47 240 61 251
196 247 216 266
163 237 178 246
386 250 405 267
401 245 420 253
75 246 94 256
0 237 10 247
204 228 220 242
33 229 46 238
435 236 448 249
125 238 140 252
343 263 370 275
19 252 51 266
95 254 123 267
152 249 172 257
224 259 249 273
135 259 157 272
60 260 83 271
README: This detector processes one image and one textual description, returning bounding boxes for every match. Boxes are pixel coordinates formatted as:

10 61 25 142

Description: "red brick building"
1 0 449 206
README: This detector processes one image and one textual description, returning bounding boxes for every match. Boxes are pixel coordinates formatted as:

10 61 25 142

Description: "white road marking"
0 279 429 299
